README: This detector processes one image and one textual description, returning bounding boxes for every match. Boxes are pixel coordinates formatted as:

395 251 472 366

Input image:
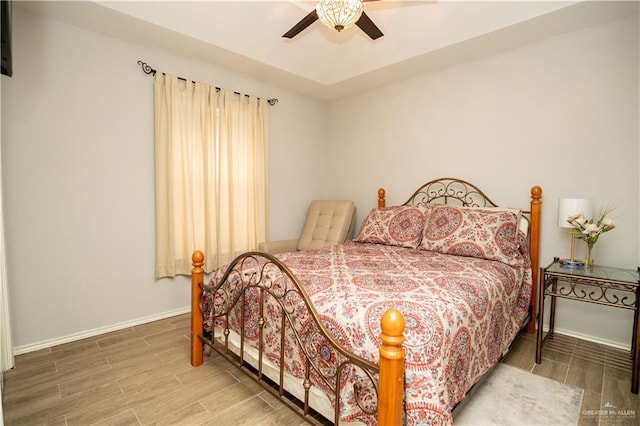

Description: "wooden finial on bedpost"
378 188 386 208
528 185 542 334
378 308 405 426
191 250 205 367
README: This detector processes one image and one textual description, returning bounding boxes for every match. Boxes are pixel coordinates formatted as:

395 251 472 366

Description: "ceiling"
17 1 639 100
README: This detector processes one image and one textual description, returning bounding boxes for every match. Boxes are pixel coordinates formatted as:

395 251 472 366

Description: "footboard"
190 250 405 425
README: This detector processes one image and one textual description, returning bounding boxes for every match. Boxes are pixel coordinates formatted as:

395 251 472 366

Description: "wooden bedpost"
191 250 205 367
378 188 386 208
528 185 542 334
378 308 405 426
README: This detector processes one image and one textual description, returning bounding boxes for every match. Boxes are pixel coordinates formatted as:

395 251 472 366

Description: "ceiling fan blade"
282 9 319 38
356 11 383 40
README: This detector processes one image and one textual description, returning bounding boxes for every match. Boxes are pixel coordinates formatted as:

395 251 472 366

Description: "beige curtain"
154 74 269 278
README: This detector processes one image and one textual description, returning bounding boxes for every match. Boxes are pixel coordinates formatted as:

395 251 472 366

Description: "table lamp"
558 198 593 268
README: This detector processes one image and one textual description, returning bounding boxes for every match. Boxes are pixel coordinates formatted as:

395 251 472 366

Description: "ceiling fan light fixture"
316 0 363 33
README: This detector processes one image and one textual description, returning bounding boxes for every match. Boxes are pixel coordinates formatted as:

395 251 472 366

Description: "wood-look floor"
2 313 639 425
502 332 639 426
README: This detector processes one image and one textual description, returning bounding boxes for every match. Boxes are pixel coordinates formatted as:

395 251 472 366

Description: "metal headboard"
402 177 499 208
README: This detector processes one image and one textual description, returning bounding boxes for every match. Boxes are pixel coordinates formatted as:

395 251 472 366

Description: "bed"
189 177 542 425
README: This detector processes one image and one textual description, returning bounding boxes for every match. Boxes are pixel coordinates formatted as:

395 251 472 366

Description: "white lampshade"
557 198 593 228
316 0 363 32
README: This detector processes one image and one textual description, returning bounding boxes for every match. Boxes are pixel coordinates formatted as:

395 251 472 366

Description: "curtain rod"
137 60 278 106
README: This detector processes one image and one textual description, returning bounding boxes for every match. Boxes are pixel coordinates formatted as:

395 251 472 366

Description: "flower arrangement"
566 210 615 269
566 211 616 245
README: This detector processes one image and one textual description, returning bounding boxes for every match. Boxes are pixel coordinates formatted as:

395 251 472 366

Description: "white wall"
326 14 639 348
1 8 328 351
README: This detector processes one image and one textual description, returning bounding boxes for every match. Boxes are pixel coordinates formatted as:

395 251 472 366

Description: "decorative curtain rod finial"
137 60 156 76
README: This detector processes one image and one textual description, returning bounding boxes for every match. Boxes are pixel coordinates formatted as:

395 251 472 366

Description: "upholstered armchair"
259 200 356 254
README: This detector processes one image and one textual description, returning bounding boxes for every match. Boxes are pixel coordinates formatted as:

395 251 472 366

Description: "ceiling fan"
283 0 383 40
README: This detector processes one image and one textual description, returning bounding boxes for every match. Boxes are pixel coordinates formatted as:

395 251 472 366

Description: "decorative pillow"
483 206 528 237
355 206 428 248
419 205 522 264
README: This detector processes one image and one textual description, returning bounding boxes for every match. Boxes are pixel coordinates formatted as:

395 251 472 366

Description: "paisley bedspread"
203 241 532 425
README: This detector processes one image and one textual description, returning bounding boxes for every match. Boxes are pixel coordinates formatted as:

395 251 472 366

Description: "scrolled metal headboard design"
402 177 499 208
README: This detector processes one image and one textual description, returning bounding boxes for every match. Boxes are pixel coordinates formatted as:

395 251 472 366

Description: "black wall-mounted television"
1 0 12 77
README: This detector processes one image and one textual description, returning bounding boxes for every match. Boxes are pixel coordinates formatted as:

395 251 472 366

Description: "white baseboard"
542 325 631 352
13 306 191 355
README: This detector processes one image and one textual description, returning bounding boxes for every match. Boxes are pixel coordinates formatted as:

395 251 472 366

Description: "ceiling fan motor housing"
316 0 364 32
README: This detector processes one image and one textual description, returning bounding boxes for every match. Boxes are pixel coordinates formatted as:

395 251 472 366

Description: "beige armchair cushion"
259 200 356 254
297 200 356 251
